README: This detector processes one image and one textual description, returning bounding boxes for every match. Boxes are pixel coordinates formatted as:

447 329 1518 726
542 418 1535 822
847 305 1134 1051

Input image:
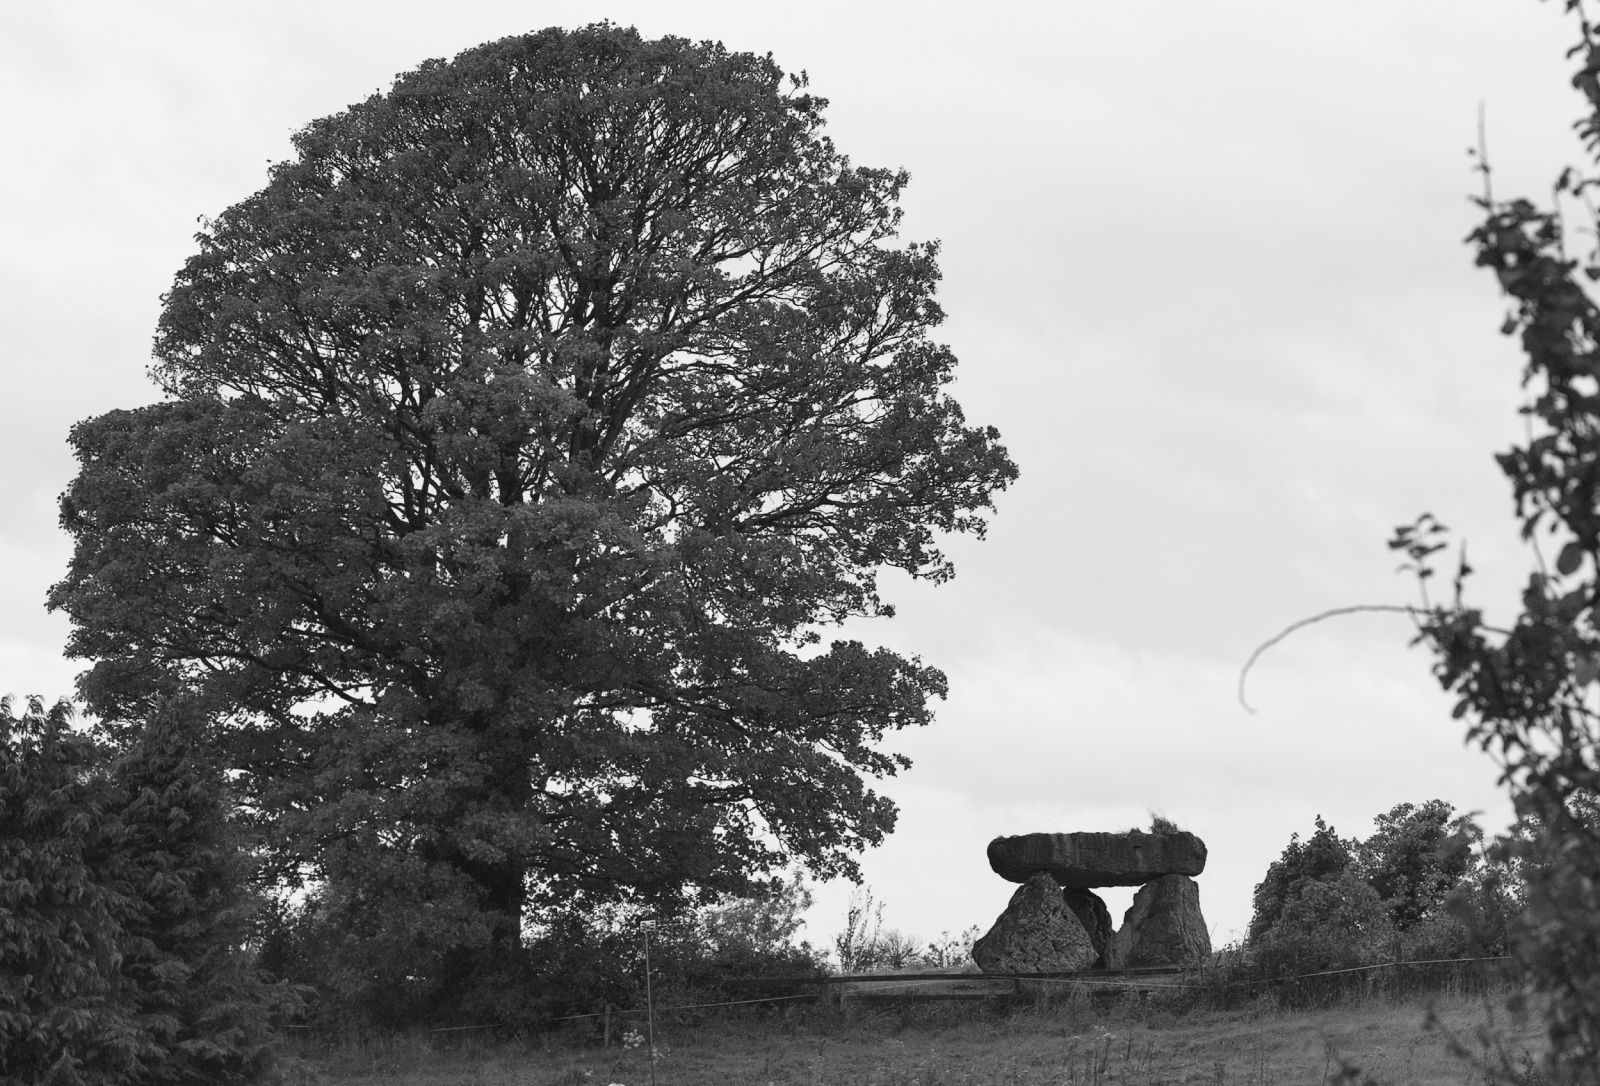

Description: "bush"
0 694 296 1084
833 886 886 973
1249 803 1518 970
1247 815 1354 943
0 696 139 1084
1358 800 1476 931
256 874 828 1032
923 926 982 970
1397 910 1475 962
1252 869 1397 980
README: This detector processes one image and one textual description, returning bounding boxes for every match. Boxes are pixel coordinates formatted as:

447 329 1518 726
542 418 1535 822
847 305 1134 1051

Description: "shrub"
1247 815 1354 943
833 886 887 973
923 925 982 969
0 696 141 1084
1357 800 1476 931
1252 869 1397 980
0 694 295 1084
257 874 828 1031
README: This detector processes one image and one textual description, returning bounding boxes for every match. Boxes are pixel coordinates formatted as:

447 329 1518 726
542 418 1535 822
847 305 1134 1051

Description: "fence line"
1205 953 1511 991
282 954 1514 1036
545 991 819 1024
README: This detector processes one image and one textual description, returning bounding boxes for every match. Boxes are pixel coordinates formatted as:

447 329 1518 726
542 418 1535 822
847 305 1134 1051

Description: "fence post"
642 920 657 1086
1393 933 1405 998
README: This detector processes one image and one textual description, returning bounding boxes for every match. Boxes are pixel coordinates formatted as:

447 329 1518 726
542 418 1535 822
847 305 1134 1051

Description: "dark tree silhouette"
51 23 1016 999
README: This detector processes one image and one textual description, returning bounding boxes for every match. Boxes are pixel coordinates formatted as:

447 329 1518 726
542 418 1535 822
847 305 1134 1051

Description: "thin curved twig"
1237 604 1426 714
1477 99 1494 208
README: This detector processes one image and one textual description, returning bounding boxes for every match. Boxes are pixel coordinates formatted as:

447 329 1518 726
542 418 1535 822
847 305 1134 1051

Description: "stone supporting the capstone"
1104 874 1211 969
1061 887 1114 968
971 872 1098 974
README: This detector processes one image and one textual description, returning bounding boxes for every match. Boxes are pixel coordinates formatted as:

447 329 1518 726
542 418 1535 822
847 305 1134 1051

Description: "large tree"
51 23 1016 971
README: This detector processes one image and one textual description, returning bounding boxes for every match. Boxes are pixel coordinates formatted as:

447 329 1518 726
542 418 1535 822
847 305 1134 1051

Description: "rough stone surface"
987 831 1207 888
972 873 1097 974
1062 888 1114 968
1105 874 1211 969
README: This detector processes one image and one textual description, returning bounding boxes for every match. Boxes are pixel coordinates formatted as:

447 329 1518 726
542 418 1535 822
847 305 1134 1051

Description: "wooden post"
642 921 656 1086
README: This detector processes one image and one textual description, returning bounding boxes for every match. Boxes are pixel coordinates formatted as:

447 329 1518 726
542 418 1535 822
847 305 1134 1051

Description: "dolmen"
972 830 1211 973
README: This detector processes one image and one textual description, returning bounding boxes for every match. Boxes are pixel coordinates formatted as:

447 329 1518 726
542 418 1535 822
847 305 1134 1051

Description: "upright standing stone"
1105 874 1211 969
1062 888 1114 967
972 872 1097 973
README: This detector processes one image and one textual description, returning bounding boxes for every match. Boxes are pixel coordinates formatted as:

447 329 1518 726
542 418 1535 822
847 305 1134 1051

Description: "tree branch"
1238 604 1427 714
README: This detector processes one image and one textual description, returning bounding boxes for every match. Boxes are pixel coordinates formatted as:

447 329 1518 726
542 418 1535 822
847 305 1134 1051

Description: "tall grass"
288 972 1546 1085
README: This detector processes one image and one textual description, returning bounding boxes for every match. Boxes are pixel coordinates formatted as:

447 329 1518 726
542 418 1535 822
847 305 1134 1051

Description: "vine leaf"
1557 541 1585 576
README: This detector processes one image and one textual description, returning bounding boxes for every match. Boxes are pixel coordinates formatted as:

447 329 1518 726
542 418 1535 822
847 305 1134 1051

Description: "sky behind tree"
1 1 1583 950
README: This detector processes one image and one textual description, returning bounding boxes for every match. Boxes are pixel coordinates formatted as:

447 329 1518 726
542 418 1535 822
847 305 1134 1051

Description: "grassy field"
286 985 1549 1086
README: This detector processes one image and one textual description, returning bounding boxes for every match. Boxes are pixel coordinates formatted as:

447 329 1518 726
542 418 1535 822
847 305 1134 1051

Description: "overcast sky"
2 2 1588 953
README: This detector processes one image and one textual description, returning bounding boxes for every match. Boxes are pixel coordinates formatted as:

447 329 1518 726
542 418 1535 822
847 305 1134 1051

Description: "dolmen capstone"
974 829 1211 973
987 830 1207 887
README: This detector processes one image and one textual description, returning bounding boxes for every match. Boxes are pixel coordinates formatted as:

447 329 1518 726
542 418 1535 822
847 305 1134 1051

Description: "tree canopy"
1247 814 1352 943
49 22 1016 983
1246 802 1487 950
1356 799 1473 931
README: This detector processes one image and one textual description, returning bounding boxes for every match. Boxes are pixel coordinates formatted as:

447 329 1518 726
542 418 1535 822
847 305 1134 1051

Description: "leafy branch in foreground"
1241 4 1600 1077
1387 2 1600 1079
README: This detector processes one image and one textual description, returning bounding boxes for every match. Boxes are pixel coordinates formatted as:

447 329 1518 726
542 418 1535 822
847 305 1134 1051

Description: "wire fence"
1203 953 1513 1009
282 954 1515 1039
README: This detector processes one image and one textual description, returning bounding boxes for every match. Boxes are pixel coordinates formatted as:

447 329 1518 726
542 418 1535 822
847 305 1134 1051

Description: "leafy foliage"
0 695 294 1084
922 925 983 970
1251 869 1397 980
1247 815 1353 943
256 874 824 1029
1246 803 1515 977
696 872 819 969
1384 3 1600 1079
1 696 137 1084
825 886 966 972
49 23 1016 1017
1357 799 1475 931
832 886 886 973
103 699 299 1083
